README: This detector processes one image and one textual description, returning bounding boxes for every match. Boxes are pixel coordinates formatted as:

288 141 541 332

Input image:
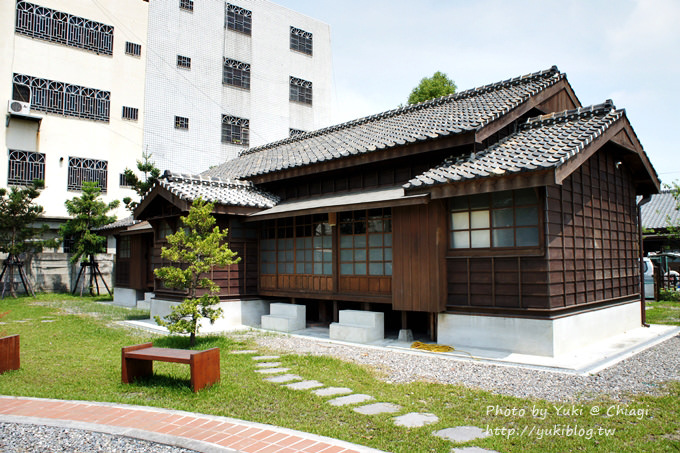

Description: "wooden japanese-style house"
126 67 660 356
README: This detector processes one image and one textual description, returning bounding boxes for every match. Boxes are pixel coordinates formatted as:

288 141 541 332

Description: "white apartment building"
144 0 333 174
1 0 148 221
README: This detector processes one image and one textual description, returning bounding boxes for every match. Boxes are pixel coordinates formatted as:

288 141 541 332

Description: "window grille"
226 4 252 35
122 106 138 121
290 27 312 55
119 173 133 187
177 55 191 69
339 209 392 276
8 150 45 186
67 157 108 192
289 128 306 137
179 0 193 11
125 41 141 56
289 76 312 105
221 115 249 146
223 58 250 89
175 116 189 130
12 73 110 122
15 1 114 55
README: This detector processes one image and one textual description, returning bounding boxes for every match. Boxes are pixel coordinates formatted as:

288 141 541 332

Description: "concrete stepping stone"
231 350 258 354
353 403 401 415
264 374 302 383
328 394 374 406
40 320 56 323
313 387 353 397
255 362 282 368
452 448 500 453
252 355 280 360
254 367 290 374
393 412 439 427
284 380 324 390
434 426 490 443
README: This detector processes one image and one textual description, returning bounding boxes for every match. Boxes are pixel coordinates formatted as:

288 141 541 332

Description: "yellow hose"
410 341 454 353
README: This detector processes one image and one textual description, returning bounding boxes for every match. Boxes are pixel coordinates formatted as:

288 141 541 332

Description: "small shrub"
659 288 680 302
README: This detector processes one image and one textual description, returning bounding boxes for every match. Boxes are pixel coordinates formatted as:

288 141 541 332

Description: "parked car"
643 257 654 299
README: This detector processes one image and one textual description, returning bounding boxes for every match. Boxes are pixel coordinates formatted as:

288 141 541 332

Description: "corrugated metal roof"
641 190 680 229
203 66 566 180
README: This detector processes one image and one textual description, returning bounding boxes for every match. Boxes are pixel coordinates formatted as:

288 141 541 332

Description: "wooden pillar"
332 300 339 322
401 311 408 330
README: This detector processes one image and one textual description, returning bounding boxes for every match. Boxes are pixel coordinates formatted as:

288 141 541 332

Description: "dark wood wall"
445 147 640 317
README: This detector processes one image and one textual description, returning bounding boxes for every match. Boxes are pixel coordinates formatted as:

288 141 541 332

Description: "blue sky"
276 0 680 185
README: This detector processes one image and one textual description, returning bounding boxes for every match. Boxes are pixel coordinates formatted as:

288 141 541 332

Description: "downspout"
638 195 652 327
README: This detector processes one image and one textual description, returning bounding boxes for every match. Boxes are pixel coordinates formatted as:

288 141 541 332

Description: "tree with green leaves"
154 198 239 346
0 180 58 297
407 71 457 105
60 181 119 294
122 150 161 211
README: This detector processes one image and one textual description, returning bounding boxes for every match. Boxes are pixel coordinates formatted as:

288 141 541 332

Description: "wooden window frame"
339 209 392 277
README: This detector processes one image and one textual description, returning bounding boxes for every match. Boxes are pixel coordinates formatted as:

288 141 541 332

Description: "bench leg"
190 348 220 392
121 343 154 384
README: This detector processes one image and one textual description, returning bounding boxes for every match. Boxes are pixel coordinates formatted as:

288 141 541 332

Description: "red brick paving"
0 396 380 453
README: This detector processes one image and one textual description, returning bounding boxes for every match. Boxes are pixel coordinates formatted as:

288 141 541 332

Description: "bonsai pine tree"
0 180 58 297
154 198 239 346
60 181 119 294
122 150 161 211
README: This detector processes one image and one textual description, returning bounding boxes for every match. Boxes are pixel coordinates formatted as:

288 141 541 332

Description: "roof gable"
203 66 570 182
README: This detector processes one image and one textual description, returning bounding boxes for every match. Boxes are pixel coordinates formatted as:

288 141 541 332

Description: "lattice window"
15 1 113 55
223 58 250 89
67 157 108 192
339 209 392 276
12 73 110 122
175 116 189 130
221 115 249 146
177 55 191 69
289 76 312 105
122 106 138 121
125 41 141 56
8 150 45 186
289 128 306 137
290 27 312 55
226 4 252 35
179 0 194 11
119 173 133 187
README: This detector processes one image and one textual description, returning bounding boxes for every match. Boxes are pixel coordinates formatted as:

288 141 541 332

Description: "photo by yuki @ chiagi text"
483 404 650 440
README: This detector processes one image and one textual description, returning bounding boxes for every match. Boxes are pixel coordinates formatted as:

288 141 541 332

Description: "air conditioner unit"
8 100 31 115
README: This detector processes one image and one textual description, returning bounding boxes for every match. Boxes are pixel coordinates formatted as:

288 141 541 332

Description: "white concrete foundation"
112 287 143 307
261 303 306 332
150 298 270 333
329 310 384 344
438 301 642 357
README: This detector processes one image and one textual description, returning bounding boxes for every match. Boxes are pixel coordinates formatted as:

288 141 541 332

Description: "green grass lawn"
0 294 679 452
646 299 680 326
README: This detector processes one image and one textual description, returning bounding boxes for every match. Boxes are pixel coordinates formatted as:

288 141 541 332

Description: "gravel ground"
0 423 198 453
253 332 680 402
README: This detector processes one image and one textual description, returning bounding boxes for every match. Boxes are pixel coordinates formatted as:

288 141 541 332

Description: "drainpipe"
638 195 652 327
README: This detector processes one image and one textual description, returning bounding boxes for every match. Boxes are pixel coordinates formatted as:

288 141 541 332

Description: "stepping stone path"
245 349 498 451
354 402 401 415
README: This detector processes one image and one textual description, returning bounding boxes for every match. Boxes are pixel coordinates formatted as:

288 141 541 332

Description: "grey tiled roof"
404 101 627 189
94 216 138 232
204 66 566 180
157 171 279 208
641 190 680 230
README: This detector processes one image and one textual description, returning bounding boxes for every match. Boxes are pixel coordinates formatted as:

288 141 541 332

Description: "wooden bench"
121 343 220 392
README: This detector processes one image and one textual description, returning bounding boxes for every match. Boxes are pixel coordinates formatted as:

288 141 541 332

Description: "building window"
339 209 392 276
157 220 173 241
260 215 332 275
223 58 250 89
8 150 45 186
221 115 249 146
15 1 114 55
226 4 252 35
12 73 110 122
289 76 312 105
289 128 306 137
290 27 312 55
67 157 108 192
175 116 189 130
179 0 193 12
119 173 133 187
122 106 138 121
177 55 191 69
125 41 141 56
449 189 540 249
